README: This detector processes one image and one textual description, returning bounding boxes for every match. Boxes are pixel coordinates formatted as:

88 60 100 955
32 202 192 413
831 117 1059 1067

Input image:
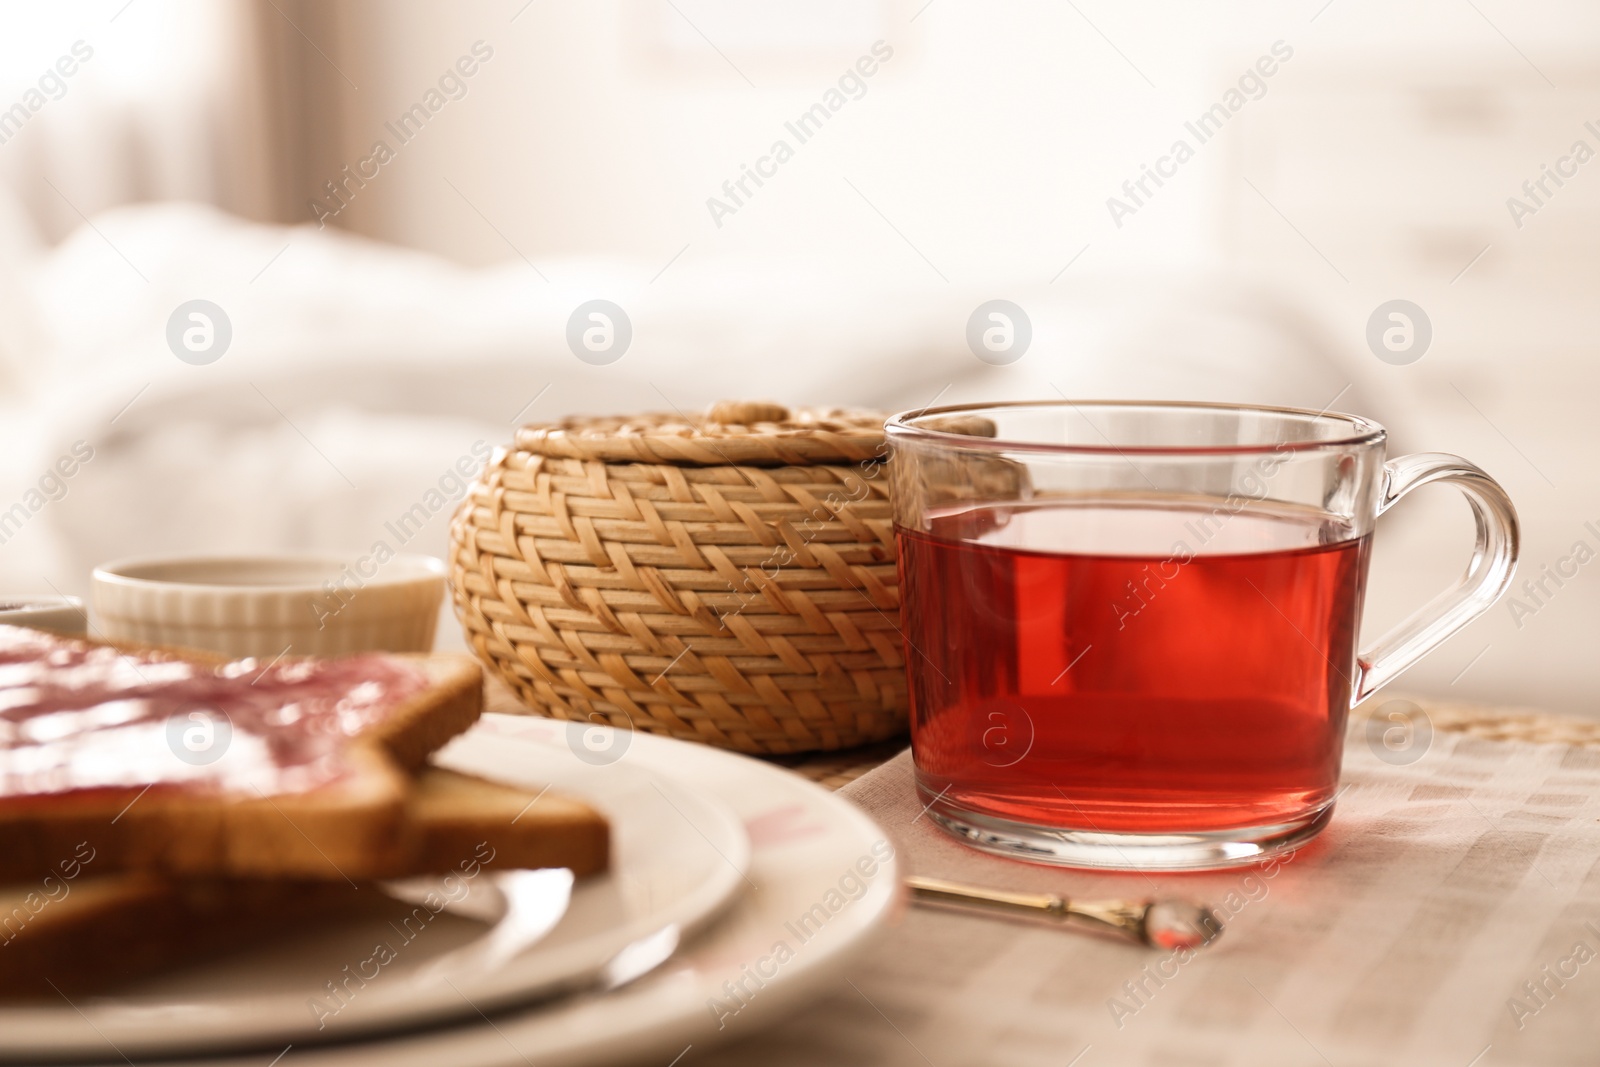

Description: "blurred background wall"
0 0 1595 717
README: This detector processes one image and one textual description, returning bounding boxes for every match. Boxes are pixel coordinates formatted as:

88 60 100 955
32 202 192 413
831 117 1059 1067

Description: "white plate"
33 715 903 1066
0 723 751 1060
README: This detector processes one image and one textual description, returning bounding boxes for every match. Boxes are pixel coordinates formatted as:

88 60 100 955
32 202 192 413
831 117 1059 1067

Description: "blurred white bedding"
0 199 1378 578
4 199 1581 715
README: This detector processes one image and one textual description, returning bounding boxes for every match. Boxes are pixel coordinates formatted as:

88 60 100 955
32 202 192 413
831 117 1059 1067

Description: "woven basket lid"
513 400 887 466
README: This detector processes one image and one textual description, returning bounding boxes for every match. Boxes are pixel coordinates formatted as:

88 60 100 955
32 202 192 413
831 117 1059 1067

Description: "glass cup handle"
1351 453 1521 705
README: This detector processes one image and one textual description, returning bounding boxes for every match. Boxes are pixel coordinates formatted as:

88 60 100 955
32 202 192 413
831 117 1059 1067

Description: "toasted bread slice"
0 772 609 999
407 768 608 879
0 874 387 999
0 627 482 882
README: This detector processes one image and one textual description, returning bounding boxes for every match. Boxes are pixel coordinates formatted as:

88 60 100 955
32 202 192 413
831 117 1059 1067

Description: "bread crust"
369 655 485 772
407 768 609 878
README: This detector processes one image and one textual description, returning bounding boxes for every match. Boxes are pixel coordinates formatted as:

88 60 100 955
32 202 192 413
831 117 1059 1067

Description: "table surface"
483 676 1600 1066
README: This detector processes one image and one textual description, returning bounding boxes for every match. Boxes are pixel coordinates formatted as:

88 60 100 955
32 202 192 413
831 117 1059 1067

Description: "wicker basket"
448 401 906 754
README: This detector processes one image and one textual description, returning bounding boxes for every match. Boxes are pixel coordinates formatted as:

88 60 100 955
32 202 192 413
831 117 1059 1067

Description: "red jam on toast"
0 626 428 800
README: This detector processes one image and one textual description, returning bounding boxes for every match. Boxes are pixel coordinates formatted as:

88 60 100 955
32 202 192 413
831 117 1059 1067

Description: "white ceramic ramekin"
0 595 87 636
91 554 446 659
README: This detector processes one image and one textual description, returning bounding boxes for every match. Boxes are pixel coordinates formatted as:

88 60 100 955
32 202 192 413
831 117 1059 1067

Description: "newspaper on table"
702 721 1600 1066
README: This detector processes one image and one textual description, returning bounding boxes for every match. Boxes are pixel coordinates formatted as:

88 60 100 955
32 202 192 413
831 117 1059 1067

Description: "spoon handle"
907 876 1072 921
906 876 1221 950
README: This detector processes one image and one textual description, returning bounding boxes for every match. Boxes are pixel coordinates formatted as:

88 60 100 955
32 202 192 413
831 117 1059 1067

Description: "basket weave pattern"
449 407 906 754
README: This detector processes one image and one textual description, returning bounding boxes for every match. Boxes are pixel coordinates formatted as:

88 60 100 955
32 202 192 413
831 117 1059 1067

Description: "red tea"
899 500 1370 834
